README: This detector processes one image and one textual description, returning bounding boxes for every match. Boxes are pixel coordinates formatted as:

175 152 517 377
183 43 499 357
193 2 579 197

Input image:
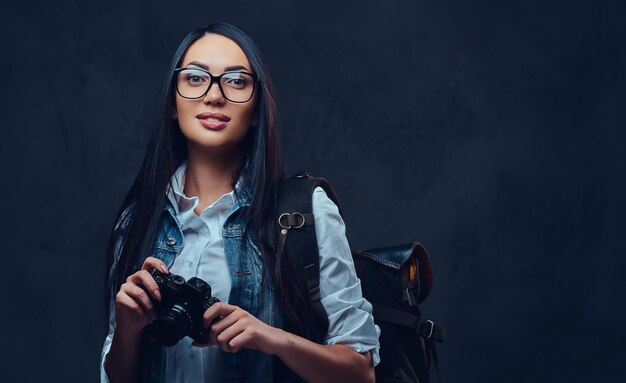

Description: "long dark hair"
105 22 303 329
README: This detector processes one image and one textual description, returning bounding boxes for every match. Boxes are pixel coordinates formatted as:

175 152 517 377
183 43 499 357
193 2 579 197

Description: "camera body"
145 270 220 347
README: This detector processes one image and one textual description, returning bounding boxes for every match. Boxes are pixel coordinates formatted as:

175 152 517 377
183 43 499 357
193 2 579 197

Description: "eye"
186 74 208 86
181 69 209 87
222 72 251 89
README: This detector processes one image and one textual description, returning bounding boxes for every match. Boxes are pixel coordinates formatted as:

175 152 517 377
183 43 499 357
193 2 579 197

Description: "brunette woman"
101 22 379 383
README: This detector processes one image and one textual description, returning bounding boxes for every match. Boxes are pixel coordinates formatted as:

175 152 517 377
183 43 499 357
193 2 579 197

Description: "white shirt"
101 164 381 382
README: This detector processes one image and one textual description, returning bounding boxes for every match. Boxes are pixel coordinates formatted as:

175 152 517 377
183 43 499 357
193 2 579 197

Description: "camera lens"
151 303 193 346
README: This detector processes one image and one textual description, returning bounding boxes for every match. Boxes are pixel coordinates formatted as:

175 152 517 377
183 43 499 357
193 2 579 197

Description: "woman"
101 22 380 383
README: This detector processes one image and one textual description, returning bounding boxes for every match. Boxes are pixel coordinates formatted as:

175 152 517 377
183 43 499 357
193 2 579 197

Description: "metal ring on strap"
278 213 290 229
278 212 306 229
424 320 435 339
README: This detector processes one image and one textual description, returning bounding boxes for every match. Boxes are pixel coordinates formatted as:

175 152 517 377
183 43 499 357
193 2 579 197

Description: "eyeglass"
174 67 258 103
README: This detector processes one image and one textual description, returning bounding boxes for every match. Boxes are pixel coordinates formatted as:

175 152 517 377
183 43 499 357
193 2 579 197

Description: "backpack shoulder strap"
277 173 342 216
276 173 341 341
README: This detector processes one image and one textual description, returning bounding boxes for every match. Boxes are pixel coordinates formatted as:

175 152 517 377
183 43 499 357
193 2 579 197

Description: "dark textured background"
1 0 625 382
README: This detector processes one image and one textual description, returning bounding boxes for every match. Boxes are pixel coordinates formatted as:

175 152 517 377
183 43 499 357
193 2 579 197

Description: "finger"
122 283 156 317
216 321 246 349
141 256 169 274
208 316 245 353
209 325 219 346
227 330 252 352
208 308 242 333
116 290 152 319
228 343 242 353
115 293 155 331
203 302 238 325
219 336 238 353
128 270 161 301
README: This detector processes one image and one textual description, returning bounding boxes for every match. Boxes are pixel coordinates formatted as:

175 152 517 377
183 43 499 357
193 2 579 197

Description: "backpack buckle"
403 285 418 306
420 320 435 339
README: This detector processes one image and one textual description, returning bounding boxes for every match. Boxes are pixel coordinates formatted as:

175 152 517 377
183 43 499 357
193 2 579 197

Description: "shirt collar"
166 161 247 217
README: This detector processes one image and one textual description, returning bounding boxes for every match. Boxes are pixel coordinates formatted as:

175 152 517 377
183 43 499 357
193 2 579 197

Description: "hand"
194 302 286 355
114 257 169 336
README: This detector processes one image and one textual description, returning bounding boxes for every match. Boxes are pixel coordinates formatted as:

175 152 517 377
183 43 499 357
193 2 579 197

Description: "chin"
190 137 242 153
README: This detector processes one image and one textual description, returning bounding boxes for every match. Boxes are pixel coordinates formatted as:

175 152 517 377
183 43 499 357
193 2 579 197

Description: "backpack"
276 174 445 383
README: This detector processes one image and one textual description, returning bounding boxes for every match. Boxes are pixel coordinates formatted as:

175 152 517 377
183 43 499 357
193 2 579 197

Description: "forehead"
181 33 252 73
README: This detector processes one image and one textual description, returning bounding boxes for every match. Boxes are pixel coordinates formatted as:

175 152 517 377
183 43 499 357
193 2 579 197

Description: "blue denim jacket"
138 194 284 383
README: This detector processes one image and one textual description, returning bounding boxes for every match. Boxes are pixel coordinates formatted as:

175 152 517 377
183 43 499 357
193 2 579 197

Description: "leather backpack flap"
353 243 433 310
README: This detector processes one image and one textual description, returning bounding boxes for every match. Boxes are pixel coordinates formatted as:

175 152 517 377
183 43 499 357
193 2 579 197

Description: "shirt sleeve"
100 227 125 383
312 187 381 366
101 293 115 383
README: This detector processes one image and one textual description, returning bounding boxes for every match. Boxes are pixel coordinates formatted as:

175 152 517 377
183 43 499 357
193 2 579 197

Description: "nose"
202 81 225 105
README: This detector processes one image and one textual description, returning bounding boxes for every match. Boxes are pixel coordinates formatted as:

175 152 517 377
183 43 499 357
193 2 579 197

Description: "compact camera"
144 270 220 346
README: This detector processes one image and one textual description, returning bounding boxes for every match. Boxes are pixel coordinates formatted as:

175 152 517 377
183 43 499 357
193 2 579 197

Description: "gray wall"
1 0 624 381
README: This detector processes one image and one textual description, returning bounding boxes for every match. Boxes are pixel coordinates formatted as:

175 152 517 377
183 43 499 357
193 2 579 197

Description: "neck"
184 144 244 211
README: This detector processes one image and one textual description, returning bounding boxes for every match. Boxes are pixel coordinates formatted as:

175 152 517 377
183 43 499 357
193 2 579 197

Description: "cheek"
175 98 188 118
241 101 258 127
174 100 196 131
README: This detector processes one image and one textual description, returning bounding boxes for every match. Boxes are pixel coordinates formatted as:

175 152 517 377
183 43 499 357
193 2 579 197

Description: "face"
173 33 258 155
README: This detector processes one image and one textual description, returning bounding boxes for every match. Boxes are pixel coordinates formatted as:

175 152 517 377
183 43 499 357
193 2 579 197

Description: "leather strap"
373 305 445 343
276 175 341 341
429 340 444 383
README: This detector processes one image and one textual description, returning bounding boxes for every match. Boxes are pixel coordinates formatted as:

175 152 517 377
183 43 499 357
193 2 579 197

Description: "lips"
196 112 231 130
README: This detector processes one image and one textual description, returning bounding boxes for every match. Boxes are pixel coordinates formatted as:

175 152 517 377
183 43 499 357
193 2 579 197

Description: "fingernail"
160 264 168 274
153 289 161 301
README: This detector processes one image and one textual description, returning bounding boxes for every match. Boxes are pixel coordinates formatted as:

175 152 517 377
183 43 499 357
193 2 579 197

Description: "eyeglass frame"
173 67 259 103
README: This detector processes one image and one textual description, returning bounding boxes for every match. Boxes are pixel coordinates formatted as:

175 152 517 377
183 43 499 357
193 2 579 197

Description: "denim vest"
138 195 284 383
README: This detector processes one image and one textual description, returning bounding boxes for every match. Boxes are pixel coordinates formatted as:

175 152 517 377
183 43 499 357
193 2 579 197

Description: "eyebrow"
186 61 251 72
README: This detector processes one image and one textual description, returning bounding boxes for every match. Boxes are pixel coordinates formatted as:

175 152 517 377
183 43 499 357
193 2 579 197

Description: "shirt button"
166 236 177 246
